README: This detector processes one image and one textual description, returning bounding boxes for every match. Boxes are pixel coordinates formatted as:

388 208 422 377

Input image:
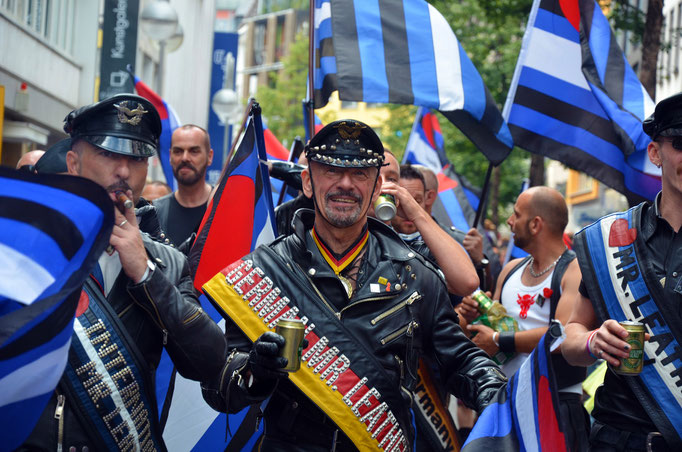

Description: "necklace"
527 249 566 278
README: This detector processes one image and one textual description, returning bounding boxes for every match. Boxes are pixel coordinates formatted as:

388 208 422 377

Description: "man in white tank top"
459 186 590 451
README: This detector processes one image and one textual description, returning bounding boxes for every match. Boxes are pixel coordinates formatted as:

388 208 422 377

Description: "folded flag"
503 0 660 204
462 327 568 451
313 0 513 165
131 72 182 191
0 168 113 451
160 105 277 451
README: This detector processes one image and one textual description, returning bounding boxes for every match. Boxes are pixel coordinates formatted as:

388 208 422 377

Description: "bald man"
461 186 589 451
414 165 497 290
16 150 45 171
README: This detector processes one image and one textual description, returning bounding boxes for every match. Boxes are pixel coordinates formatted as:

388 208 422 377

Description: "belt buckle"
646 432 663 452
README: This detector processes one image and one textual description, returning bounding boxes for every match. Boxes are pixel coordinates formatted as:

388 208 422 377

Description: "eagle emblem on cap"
335 121 366 139
114 101 148 126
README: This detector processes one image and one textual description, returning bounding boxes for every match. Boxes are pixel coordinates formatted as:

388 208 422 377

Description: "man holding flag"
201 119 506 451
563 93 682 451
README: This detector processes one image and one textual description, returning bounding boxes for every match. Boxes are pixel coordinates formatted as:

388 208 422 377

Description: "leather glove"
248 332 288 381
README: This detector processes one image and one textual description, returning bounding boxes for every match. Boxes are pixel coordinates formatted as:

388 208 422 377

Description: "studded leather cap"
643 92 682 139
63 94 161 157
305 119 385 168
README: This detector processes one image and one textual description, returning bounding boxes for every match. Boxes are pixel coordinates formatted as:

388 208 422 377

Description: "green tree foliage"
255 32 309 147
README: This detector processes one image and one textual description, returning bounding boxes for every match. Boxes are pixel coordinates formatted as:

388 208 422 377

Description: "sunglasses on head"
659 136 682 150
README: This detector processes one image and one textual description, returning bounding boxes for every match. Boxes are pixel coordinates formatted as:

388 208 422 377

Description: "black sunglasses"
659 137 682 150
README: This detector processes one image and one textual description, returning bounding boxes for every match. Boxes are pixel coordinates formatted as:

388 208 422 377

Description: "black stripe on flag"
509 124 647 204
539 0 565 16
513 85 621 146
0 196 83 260
313 36 339 109
379 0 413 105
481 88 506 142
331 0 363 101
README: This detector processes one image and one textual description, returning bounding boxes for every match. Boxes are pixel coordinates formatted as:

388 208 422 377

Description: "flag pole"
276 137 304 206
306 0 316 141
472 163 493 229
224 97 256 165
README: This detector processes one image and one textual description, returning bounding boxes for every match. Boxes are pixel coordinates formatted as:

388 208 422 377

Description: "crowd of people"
8 90 681 452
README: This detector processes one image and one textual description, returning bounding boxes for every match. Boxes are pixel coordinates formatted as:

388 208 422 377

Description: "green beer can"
276 319 306 372
611 321 645 375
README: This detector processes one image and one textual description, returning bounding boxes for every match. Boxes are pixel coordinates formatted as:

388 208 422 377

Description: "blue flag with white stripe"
313 0 513 165
503 0 660 204
0 168 113 451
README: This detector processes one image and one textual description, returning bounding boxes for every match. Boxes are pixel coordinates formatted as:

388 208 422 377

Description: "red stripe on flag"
193 175 256 289
437 172 459 192
134 79 169 120
538 375 568 452
264 129 290 160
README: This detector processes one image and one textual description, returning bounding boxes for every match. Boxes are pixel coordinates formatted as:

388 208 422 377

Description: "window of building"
1 0 75 54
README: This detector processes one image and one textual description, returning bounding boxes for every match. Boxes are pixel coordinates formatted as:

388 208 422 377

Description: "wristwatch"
476 257 490 269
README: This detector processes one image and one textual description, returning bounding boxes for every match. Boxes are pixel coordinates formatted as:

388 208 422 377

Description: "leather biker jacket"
20 208 227 451
203 209 506 450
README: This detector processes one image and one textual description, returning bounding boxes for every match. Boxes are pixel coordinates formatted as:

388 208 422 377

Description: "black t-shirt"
580 197 682 433
164 195 207 246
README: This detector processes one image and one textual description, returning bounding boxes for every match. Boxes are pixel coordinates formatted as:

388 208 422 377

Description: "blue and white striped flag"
313 0 513 165
503 0 660 204
0 167 113 451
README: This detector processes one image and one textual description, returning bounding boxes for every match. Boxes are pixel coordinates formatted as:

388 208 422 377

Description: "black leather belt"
591 421 671 452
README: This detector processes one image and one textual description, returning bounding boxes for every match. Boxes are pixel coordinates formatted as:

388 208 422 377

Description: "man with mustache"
20 94 226 451
154 124 214 248
201 119 506 451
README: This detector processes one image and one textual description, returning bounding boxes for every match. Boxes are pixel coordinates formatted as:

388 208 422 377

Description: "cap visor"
83 135 155 157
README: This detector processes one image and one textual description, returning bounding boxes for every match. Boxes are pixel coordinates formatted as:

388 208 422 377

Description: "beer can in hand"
611 321 645 375
276 319 306 372
374 194 396 221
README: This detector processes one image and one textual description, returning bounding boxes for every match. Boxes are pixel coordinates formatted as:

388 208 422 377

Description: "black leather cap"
642 92 682 139
63 94 161 157
305 119 384 168
35 138 70 174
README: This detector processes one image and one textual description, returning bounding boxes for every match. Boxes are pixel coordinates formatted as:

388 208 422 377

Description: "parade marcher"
201 119 507 451
563 93 682 452
142 179 172 201
415 165 497 290
154 124 213 248
274 153 315 236
15 149 45 172
460 186 588 451
21 94 226 451
34 139 69 174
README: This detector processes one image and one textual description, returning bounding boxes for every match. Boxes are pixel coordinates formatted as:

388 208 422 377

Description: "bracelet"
498 332 515 353
586 329 599 359
492 332 499 347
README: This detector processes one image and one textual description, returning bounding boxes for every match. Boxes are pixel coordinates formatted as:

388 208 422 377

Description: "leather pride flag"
462 329 568 451
0 168 113 451
503 0 660 204
313 0 513 165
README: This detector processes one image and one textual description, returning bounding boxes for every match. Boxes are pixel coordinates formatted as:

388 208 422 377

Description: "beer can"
471 289 493 313
374 194 396 221
611 321 645 375
275 319 306 372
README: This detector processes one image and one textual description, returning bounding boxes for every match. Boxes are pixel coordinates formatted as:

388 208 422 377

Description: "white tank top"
499 259 554 376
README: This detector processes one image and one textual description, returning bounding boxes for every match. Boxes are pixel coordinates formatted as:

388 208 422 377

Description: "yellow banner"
415 360 461 451
203 263 409 451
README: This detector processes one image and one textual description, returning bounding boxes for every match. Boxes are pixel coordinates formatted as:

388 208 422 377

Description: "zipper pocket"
55 393 65 452
370 291 421 325
380 320 419 345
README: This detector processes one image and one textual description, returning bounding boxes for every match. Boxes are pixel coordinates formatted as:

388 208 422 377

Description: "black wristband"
498 331 515 353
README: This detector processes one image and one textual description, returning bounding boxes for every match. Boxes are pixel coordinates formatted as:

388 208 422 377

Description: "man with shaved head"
461 186 589 451
15 150 45 172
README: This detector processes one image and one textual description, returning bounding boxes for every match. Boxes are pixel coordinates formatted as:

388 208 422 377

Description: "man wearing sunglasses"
562 93 682 451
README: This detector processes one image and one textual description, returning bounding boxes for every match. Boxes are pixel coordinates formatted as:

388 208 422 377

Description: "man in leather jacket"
21 95 226 451
202 119 507 451
562 93 682 451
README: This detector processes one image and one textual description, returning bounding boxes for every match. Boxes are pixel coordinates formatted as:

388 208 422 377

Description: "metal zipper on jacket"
296 263 342 319
54 393 65 452
338 293 397 318
369 291 421 325
380 320 419 345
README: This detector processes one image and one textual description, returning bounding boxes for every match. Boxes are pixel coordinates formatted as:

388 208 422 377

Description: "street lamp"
211 52 240 165
140 0 179 95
